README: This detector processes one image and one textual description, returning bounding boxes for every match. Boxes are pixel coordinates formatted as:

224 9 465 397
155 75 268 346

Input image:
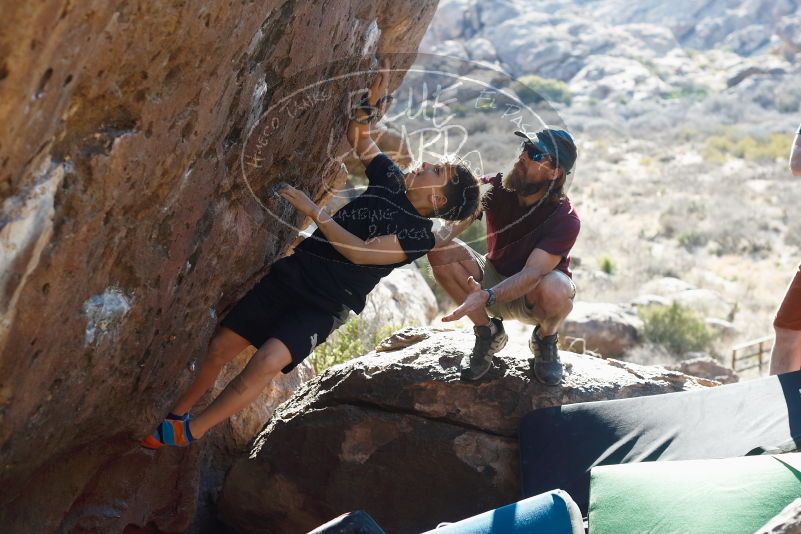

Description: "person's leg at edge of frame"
769 267 801 376
769 327 801 376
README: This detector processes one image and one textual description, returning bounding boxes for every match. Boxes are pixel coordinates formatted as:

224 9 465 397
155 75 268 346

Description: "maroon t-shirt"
482 174 580 278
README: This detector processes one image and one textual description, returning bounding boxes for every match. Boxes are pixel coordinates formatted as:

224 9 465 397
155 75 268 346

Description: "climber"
428 128 579 386
769 121 801 375
140 59 481 448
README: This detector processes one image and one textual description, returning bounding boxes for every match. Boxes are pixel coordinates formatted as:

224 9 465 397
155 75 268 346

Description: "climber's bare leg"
187 337 292 439
171 326 253 415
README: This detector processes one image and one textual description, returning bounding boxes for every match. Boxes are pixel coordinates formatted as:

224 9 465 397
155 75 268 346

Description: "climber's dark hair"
439 162 481 221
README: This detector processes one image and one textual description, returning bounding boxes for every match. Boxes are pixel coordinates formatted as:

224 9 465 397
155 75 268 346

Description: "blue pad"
421 490 584 534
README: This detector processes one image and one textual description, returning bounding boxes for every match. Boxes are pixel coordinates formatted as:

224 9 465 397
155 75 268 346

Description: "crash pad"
520 370 801 514
421 490 584 534
588 453 801 534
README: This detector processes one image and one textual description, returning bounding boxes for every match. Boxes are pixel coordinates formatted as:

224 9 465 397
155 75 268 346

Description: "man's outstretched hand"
442 276 488 322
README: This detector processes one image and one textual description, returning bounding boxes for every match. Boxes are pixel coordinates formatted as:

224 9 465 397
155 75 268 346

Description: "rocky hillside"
0 1 437 532
422 0 801 107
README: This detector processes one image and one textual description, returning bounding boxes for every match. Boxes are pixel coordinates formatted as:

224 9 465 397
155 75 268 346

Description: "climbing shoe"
528 325 563 386
461 317 507 381
140 417 195 449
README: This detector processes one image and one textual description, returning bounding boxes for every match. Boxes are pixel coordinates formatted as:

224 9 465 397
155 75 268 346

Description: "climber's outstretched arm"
278 184 407 265
347 58 392 168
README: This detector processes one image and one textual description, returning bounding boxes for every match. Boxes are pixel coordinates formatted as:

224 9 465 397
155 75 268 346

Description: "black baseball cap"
514 128 577 174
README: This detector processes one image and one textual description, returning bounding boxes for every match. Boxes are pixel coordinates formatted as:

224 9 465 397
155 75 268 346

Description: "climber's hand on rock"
278 185 320 220
442 276 486 322
369 58 391 108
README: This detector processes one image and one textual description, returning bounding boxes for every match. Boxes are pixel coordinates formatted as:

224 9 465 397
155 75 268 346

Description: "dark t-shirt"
284 153 436 314
482 174 580 278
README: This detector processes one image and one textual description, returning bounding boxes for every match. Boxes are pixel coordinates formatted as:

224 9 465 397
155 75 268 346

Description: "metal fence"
730 335 774 374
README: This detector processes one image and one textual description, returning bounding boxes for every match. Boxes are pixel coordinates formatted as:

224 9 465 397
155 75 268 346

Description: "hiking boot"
461 317 508 381
528 325 563 386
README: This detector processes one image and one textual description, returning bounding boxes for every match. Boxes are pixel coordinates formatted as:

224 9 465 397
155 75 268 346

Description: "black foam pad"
519 370 801 515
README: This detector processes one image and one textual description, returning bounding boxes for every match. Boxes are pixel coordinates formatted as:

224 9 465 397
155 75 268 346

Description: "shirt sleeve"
535 212 580 259
364 153 404 190
395 222 436 263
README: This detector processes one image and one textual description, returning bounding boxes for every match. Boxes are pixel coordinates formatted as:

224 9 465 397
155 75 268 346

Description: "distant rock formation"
218 326 713 534
419 0 800 105
561 301 643 357
668 355 739 384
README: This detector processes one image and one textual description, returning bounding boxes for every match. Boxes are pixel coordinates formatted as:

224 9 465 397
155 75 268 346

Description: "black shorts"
220 269 350 373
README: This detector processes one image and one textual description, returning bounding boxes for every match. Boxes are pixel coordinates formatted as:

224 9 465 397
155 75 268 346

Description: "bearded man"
428 128 580 385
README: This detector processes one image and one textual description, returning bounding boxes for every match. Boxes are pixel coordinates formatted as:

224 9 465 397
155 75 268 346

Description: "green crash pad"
588 453 801 534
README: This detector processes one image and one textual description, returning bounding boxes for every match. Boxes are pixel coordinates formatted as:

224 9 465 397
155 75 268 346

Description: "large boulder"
218 326 712 534
667 355 738 384
363 266 439 329
561 301 643 357
0 0 438 531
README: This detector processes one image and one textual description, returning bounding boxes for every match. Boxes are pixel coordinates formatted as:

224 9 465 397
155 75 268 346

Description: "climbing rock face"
0 0 437 531
218 327 713 534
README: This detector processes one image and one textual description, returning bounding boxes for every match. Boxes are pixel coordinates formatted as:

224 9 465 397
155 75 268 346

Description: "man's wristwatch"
485 287 496 307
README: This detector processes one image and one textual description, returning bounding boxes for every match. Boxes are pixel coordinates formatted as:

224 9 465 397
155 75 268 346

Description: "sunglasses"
521 141 549 162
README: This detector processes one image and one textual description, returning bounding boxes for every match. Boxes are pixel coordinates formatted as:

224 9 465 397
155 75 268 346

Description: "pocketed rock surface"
219 326 714 534
0 1 436 531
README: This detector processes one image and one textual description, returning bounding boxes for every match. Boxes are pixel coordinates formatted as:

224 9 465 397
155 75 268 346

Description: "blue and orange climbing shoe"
139 413 195 449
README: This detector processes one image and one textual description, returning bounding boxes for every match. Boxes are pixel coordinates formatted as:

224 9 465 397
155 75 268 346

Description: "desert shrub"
598 255 616 275
309 315 397 373
703 131 788 163
449 102 470 117
513 75 572 106
639 302 713 356
662 82 710 101
677 231 708 250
